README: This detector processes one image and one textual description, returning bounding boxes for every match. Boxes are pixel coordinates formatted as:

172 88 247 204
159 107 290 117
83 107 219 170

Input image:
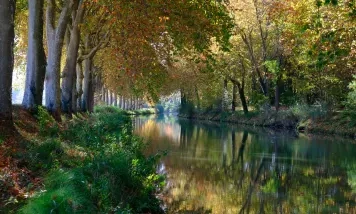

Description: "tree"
22 0 46 110
231 0 271 96
0 0 16 128
230 58 249 115
94 0 233 104
80 30 109 112
45 0 72 118
269 0 356 105
61 0 85 114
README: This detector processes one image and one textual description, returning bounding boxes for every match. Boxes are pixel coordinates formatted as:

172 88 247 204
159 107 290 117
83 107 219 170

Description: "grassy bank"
0 106 164 213
124 108 157 116
179 106 356 139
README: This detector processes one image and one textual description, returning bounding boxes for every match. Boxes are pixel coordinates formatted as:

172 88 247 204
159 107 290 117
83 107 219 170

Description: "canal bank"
179 110 356 139
0 107 163 213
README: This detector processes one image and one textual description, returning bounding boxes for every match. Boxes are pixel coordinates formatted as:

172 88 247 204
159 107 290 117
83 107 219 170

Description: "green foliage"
94 106 123 114
27 139 63 170
337 95 356 127
264 60 281 84
250 92 269 110
20 170 93 214
290 102 329 120
36 106 59 137
261 178 279 194
345 76 356 109
324 0 338 6
20 107 164 213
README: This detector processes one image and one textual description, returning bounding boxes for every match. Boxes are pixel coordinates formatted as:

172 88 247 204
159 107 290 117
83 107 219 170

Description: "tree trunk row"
98 91 144 111
20 0 102 118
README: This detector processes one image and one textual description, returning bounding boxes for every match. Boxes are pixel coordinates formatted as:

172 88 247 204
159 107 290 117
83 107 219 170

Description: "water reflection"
134 115 356 214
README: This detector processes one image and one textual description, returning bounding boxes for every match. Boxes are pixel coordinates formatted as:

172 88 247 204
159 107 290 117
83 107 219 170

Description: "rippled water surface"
134 115 356 214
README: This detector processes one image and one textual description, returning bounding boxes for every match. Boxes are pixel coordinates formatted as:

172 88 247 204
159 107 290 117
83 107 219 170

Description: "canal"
134 115 356 213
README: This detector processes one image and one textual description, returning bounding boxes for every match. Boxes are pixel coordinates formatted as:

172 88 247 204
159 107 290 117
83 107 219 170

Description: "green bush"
250 92 269 110
345 75 356 110
20 170 93 214
290 102 329 120
20 107 164 213
27 139 64 170
94 105 122 114
36 106 59 137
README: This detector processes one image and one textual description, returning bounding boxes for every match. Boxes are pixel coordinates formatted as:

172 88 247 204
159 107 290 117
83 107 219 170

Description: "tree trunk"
81 56 92 111
105 89 109 105
45 38 62 117
275 77 281 112
76 62 83 110
241 32 268 96
72 73 77 112
231 77 249 115
238 86 249 115
102 88 106 104
100 85 104 102
181 90 187 110
232 83 237 112
61 1 84 114
120 96 124 109
88 73 94 112
132 97 135 110
127 97 130 110
45 0 71 118
195 86 200 110
23 0 46 110
0 0 15 128
110 91 113 106
114 94 118 106
222 78 229 111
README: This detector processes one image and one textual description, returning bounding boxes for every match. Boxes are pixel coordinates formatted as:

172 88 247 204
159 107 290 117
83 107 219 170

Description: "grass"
1 106 164 214
95 106 157 116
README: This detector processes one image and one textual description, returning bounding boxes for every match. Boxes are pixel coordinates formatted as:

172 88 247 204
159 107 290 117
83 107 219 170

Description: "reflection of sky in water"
134 115 356 214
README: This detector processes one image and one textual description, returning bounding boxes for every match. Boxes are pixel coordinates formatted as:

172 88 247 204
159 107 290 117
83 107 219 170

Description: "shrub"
20 107 164 213
27 139 64 170
20 169 94 214
290 102 329 120
345 75 356 110
250 92 269 110
36 106 59 137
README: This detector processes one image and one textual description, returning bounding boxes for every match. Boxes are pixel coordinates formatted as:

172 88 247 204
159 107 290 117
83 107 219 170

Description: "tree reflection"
134 116 356 214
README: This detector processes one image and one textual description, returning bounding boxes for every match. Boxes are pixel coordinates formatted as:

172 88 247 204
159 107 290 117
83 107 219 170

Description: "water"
134 115 356 214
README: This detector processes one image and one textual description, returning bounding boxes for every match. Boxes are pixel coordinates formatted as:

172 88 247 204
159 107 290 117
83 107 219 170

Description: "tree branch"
46 0 56 33
56 0 72 38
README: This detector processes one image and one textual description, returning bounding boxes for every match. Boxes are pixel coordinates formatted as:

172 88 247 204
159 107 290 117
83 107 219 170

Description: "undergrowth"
36 106 59 137
18 107 164 214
